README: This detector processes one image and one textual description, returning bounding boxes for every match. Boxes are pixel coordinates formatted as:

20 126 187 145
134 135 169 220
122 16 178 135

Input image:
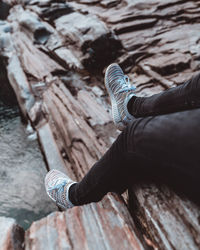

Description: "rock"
114 18 158 35
55 12 109 47
77 0 100 3
38 122 73 177
142 52 191 76
42 79 107 172
0 22 14 56
0 1 11 20
129 184 200 250
100 0 121 8
167 71 196 85
0 217 24 250
139 63 176 89
55 12 122 71
128 73 165 97
7 54 35 117
12 31 63 79
54 47 83 70
8 6 53 44
92 85 104 97
25 194 146 250
0 21 17 104
40 3 74 23
0 20 12 33
77 89 111 126
81 32 122 72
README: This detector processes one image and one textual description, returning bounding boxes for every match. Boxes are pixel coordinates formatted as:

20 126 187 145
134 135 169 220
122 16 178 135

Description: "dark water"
0 102 57 230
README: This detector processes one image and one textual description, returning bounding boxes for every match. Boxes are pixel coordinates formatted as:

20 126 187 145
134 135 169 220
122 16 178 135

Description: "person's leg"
128 72 200 117
69 108 200 206
104 63 200 130
45 64 200 208
69 125 143 205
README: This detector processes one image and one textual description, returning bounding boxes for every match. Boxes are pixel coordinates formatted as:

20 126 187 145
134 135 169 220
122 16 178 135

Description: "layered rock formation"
0 0 200 249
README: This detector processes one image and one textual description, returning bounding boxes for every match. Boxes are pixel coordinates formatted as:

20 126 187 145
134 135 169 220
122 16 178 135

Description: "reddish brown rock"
129 185 200 250
25 194 146 250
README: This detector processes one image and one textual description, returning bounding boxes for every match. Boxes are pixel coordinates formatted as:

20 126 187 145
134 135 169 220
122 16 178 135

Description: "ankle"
68 182 77 206
127 95 137 115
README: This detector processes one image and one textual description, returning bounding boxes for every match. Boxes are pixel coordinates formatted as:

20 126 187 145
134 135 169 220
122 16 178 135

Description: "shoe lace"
117 76 136 93
48 180 67 206
48 180 67 192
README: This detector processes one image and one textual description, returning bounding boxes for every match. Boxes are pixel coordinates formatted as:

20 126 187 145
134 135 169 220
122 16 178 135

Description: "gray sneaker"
45 169 76 209
105 63 136 130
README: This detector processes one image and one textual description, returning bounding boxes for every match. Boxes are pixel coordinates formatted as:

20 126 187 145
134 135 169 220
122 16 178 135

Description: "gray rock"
55 12 109 47
0 1 11 20
40 3 74 23
55 12 122 71
19 10 52 44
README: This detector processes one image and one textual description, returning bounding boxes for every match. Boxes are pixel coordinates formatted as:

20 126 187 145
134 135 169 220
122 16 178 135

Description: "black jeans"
69 73 200 206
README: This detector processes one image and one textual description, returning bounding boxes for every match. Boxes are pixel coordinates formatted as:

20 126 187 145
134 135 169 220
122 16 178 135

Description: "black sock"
127 96 137 115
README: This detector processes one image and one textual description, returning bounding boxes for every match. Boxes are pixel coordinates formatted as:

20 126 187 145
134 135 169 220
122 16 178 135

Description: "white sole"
105 64 125 130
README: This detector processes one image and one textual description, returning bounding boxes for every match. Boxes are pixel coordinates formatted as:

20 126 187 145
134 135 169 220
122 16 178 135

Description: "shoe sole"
105 63 125 131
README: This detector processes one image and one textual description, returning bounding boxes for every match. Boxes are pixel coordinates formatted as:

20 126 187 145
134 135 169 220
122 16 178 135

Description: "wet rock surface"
1 0 200 249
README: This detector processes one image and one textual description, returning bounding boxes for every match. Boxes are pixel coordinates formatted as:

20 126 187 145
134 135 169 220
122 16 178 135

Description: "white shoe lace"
48 180 67 192
117 76 136 94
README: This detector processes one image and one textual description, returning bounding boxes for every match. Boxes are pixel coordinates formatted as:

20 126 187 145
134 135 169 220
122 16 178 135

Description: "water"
0 101 57 230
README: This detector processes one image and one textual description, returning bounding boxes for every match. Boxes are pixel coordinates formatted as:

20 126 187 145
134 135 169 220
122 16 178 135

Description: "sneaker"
105 63 136 130
45 169 76 209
